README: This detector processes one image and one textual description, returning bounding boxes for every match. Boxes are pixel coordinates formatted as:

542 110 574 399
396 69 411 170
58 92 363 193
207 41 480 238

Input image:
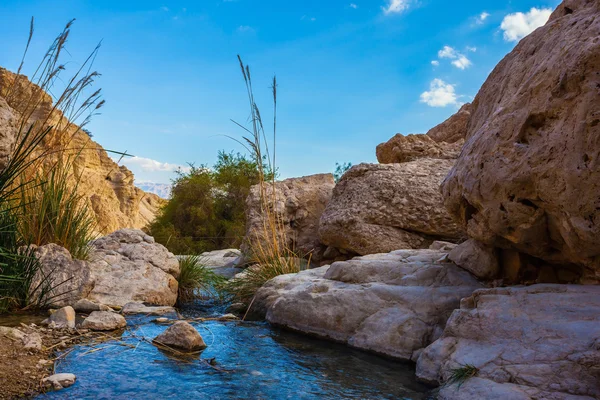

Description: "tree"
334 162 352 183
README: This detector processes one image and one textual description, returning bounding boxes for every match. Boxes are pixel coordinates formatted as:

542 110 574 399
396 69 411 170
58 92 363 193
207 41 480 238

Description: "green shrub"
446 364 479 389
177 254 227 304
334 162 352 183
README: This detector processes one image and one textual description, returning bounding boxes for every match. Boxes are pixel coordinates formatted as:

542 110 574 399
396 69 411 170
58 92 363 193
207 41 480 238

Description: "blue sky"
0 0 560 184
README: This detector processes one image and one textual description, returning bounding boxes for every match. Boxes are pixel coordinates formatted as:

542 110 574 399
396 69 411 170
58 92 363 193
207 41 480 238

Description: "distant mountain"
136 182 172 199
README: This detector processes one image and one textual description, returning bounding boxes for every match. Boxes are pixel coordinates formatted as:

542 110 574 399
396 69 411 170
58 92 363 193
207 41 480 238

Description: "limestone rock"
426 103 471 144
153 321 207 352
376 134 463 164
319 161 464 255
31 244 95 308
42 373 76 391
255 249 482 360
45 306 76 330
0 67 163 234
440 1 600 283
416 284 600 399
87 230 179 307
121 302 177 316
243 174 335 263
72 299 113 313
81 311 126 331
0 327 42 352
448 239 499 280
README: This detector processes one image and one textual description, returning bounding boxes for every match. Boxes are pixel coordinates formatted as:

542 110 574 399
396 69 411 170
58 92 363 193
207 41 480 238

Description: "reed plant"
0 18 103 312
177 254 227 304
224 56 305 310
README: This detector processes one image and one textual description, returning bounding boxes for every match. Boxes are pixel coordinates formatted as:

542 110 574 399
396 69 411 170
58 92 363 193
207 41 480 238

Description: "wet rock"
81 311 126 331
244 173 335 263
44 306 76 330
416 284 600 399
448 239 499 280
42 373 76 390
441 0 600 283
72 299 113 313
255 249 482 360
153 321 207 352
121 302 176 316
319 161 464 255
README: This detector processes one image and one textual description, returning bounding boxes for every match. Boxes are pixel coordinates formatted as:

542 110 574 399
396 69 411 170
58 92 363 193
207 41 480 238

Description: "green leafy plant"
334 162 352 183
177 254 227 304
446 364 479 389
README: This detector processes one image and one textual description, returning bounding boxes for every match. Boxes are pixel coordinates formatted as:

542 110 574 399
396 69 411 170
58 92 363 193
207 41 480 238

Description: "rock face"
448 239 499 280
376 134 463 164
243 174 335 263
376 103 471 164
0 67 163 234
81 311 126 331
425 103 471 144
31 244 95 307
87 229 179 307
440 2 600 283
153 321 207 352
319 161 464 255
416 284 600 400
254 248 482 361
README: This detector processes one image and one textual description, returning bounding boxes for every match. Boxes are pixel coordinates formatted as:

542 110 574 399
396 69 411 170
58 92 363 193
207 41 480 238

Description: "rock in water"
42 373 76 391
121 302 177 316
153 321 207 352
44 306 76 330
87 229 179 307
243 173 335 263
441 1 600 283
81 311 126 331
319 161 464 255
416 284 600 399
254 249 482 361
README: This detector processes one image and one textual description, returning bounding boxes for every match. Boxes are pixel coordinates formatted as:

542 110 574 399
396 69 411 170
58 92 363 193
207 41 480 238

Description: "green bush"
177 254 227 304
147 151 266 255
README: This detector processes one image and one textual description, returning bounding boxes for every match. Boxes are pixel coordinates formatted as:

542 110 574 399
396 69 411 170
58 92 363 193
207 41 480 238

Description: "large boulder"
319 160 464 255
31 244 95 307
254 248 483 361
416 284 600 399
425 102 471 144
87 229 179 307
243 174 335 263
441 1 600 283
376 134 463 164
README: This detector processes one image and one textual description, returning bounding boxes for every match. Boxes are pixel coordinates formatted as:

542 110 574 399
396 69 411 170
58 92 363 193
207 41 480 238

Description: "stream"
36 301 435 400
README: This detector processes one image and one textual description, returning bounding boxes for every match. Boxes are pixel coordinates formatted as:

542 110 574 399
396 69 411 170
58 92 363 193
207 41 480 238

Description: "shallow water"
38 302 434 400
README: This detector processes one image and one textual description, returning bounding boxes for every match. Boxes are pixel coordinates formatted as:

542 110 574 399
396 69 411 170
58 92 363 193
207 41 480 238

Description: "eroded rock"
448 239 499 280
319 161 464 255
376 134 463 164
255 249 482 360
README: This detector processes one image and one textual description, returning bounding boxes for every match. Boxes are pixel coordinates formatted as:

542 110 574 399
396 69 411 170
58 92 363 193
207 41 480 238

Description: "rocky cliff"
0 67 163 234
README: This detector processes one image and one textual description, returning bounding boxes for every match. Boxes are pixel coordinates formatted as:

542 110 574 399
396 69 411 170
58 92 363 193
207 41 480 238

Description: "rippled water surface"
38 303 434 400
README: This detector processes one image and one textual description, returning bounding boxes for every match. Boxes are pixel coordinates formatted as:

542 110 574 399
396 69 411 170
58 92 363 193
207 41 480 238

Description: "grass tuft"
177 255 227 304
446 364 479 389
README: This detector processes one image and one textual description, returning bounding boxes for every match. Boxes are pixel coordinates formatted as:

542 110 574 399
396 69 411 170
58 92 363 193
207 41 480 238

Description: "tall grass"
177 255 228 304
0 18 103 312
225 56 305 310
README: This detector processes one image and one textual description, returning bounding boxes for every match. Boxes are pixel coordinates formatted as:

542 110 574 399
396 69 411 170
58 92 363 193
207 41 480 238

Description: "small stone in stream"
73 299 113 313
42 373 76 390
217 314 239 321
121 302 176 316
154 317 170 323
153 321 207 352
42 306 76 329
81 311 126 331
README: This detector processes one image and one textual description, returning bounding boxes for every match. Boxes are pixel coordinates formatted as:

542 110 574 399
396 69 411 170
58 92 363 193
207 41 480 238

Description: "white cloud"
431 60 440 66
477 12 490 24
237 25 254 33
350 3 358 9
500 7 552 42
382 0 410 15
420 79 459 107
437 46 472 70
121 156 191 173
466 46 477 52
452 55 472 70
301 15 317 22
